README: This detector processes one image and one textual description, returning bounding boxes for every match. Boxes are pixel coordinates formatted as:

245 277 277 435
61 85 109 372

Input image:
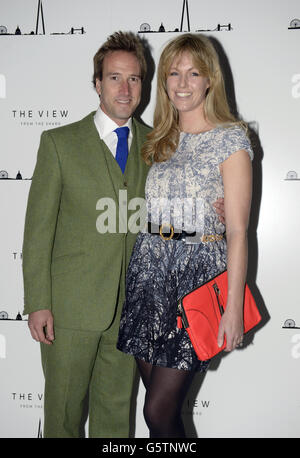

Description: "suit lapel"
80 112 120 204
124 118 148 200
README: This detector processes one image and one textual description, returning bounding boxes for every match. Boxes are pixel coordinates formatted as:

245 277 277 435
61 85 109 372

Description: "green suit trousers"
40 311 136 438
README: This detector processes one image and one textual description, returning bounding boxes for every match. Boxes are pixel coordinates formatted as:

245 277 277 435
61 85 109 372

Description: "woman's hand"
217 306 244 352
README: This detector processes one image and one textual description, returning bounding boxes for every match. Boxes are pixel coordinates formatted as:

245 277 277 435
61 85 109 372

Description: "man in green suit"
22 31 151 438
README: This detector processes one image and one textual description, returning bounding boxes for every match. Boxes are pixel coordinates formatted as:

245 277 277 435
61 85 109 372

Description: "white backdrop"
0 0 299 438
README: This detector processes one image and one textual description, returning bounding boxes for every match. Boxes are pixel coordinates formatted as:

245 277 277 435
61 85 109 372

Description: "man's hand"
28 310 54 345
213 197 225 224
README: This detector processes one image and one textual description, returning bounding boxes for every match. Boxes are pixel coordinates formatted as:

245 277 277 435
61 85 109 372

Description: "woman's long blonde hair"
142 33 243 164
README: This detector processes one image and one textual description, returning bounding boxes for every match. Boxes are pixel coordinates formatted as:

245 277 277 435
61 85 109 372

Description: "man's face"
95 50 142 126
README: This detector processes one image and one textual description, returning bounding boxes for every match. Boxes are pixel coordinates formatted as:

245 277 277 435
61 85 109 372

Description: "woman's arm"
217 149 252 351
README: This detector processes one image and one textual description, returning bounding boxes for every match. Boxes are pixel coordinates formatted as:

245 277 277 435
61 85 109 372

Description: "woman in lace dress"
117 34 253 437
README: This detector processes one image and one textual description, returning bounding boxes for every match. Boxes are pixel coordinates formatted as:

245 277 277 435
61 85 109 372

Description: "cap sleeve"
216 126 253 164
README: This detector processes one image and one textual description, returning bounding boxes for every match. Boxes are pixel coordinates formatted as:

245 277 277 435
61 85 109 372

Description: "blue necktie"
114 126 129 174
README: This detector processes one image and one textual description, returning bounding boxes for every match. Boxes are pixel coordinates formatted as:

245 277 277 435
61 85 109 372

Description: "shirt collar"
94 106 132 140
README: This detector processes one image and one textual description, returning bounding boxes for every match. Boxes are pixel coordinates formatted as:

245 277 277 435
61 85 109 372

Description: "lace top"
145 125 253 234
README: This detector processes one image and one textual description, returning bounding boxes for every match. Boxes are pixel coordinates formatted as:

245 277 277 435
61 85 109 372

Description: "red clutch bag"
177 270 261 360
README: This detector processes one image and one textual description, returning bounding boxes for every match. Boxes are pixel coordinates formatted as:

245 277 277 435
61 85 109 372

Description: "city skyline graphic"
139 0 233 34
0 0 86 36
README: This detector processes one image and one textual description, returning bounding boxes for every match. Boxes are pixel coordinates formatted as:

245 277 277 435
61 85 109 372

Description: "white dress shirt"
94 106 133 158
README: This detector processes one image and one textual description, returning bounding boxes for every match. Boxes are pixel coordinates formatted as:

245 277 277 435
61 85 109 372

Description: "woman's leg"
136 359 195 438
136 358 153 390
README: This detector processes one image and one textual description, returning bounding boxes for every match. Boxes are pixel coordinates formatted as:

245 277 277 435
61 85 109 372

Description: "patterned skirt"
117 232 227 372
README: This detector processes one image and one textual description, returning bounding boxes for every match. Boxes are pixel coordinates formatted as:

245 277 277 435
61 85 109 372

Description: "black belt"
145 222 224 243
146 222 196 241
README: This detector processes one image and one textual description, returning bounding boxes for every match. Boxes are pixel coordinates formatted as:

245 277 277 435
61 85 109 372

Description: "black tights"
136 358 195 438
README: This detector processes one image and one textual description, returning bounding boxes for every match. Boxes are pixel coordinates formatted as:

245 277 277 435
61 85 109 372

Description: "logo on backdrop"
12 251 23 260
0 170 31 180
282 319 300 330
182 397 210 417
10 392 43 411
288 19 300 30
284 170 300 181
0 0 86 37
139 0 232 34
0 311 27 321
0 74 6 99
11 108 69 127
282 318 300 360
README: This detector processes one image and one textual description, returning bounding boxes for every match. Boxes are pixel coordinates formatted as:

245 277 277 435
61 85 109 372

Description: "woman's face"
166 51 210 117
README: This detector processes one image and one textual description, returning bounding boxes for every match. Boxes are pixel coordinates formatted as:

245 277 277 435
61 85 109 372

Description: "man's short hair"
93 31 147 86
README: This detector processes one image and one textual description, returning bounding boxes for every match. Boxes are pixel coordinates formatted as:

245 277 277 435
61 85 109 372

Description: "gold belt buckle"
201 234 223 243
159 223 174 241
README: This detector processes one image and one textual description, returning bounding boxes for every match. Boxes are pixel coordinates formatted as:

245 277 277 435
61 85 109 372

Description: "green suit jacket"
22 111 150 332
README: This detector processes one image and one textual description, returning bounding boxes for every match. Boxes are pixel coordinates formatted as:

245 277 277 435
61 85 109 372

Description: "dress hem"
116 345 210 373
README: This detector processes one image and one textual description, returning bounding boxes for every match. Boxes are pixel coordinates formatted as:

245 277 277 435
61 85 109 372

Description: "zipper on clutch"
213 283 224 316
177 302 189 329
